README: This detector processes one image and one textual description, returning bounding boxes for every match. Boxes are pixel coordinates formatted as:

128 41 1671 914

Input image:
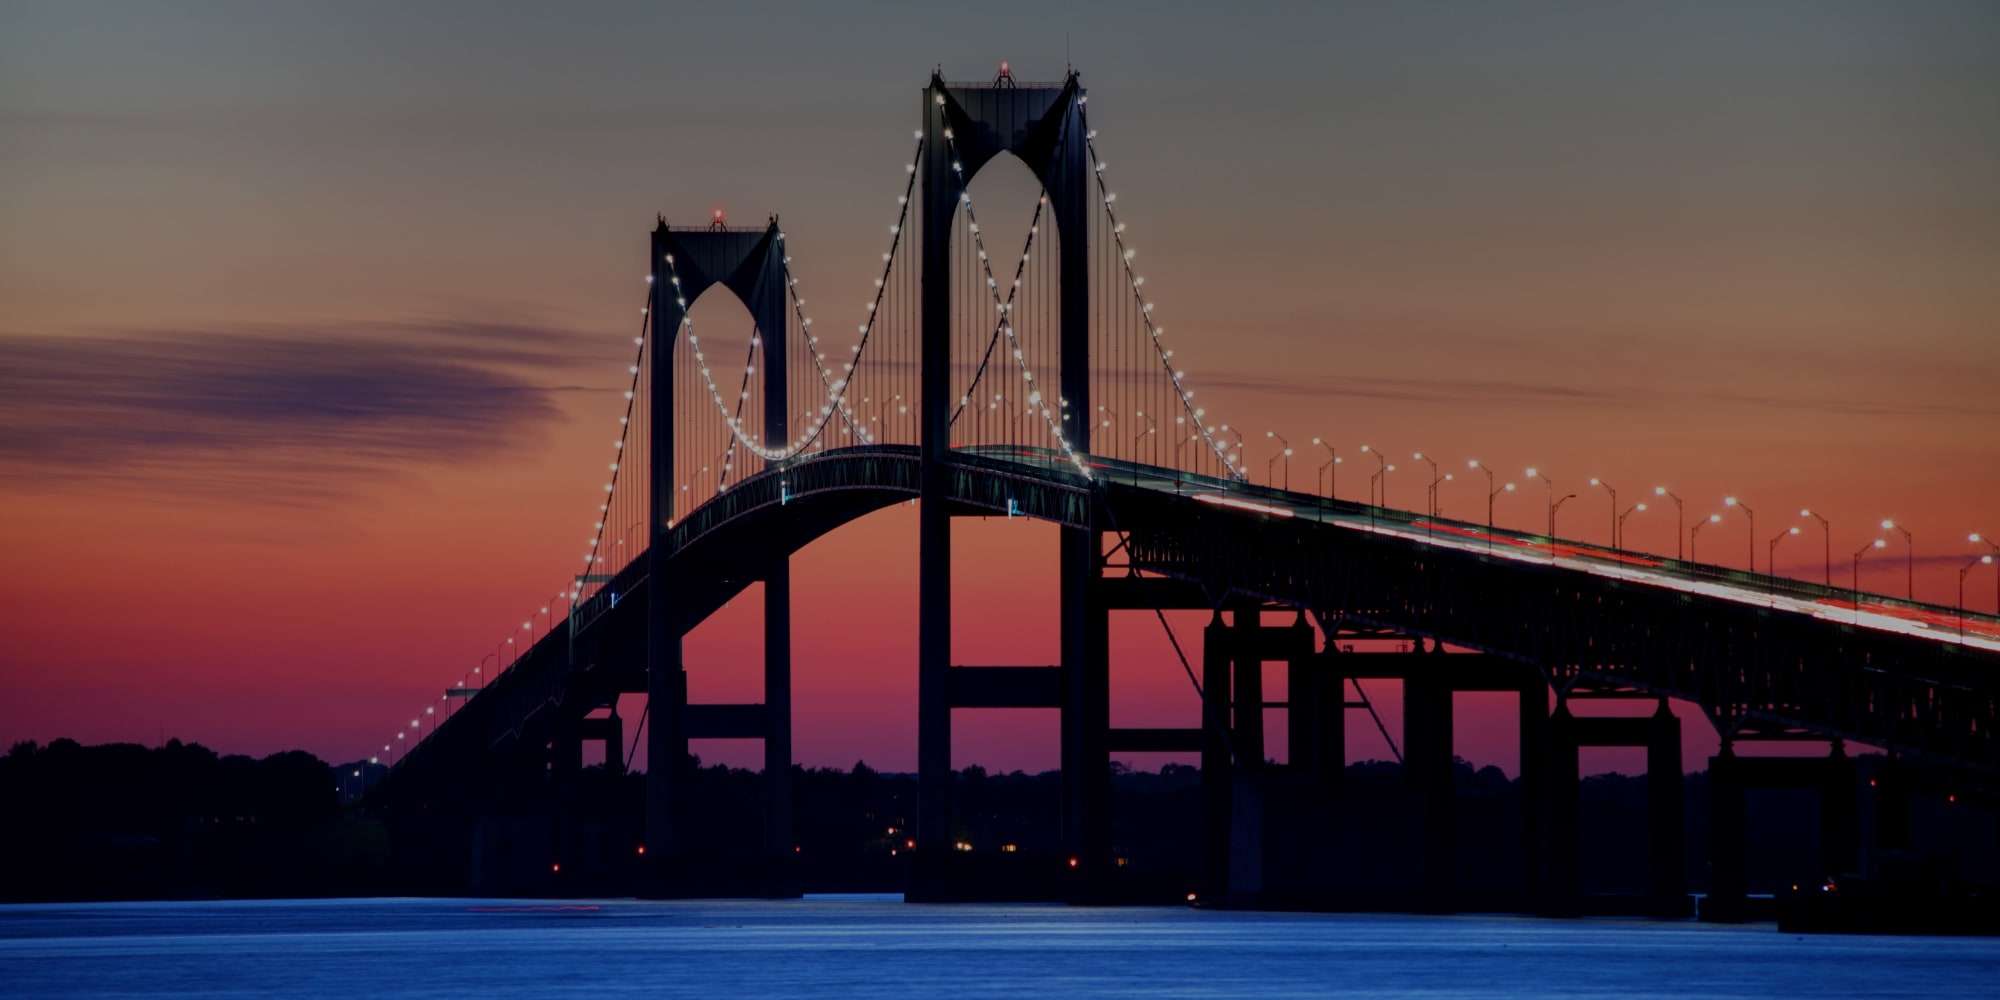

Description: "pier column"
643 646 687 893
1517 671 1550 905
1647 699 1687 904
1061 525 1111 881
764 562 796 893
1298 634 1345 787
1403 641 1455 906
1821 744 1859 881
1201 612 1234 896
1545 699 1583 910
1707 744 1747 917
1231 606 1265 767
1874 756 1911 856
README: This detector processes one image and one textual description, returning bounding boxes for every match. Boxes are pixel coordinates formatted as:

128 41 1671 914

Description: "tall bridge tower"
916 70 1110 888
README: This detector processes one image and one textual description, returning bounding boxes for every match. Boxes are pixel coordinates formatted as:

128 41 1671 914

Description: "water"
1 896 1995 998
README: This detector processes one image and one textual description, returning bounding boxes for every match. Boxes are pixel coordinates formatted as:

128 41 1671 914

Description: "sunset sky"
3 2 1996 776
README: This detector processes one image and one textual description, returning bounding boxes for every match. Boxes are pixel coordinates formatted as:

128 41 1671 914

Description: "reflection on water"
2 895 1996 998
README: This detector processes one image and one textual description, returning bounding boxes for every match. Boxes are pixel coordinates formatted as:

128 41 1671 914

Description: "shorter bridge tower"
644 216 798 896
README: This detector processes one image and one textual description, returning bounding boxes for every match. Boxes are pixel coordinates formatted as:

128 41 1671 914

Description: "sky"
3 2 1997 777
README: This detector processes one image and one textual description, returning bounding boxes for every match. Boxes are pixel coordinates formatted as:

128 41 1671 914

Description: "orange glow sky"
3 3 1997 775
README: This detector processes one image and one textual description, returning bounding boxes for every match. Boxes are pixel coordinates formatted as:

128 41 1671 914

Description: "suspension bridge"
367 68 2000 915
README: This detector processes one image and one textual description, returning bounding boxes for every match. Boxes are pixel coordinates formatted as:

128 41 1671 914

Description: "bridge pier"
1543 696 1688 917
1204 629 1559 913
1704 740 1858 922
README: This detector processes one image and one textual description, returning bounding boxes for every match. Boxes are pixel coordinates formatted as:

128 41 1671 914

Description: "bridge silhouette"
369 68 2000 916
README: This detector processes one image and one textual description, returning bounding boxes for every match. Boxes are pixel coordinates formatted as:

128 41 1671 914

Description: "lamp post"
1974 534 1999 614
1135 410 1157 458
1619 503 1648 551
1415 453 1439 517
1470 461 1512 533
477 652 496 690
1800 509 1831 585
1267 432 1292 490
1882 519 1914 599
1962 555 1996 640
1854 539 1886 621
1551 493 1577 542
1769 527 1801 583
1726 497 1756 572
1368 466 1397 515
1655 488 1684 560
1220 425 1245 480
1312 438 1339 500
1692 513 1723 563
1528 468 1555 537
1175 417 1191 469
1589 478 1618 548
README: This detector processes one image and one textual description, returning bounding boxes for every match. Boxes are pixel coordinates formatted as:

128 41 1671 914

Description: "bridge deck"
377 444 2000 806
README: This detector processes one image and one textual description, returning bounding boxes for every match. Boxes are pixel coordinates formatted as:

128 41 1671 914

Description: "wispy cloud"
1184 370 1628 406
0 319 619 504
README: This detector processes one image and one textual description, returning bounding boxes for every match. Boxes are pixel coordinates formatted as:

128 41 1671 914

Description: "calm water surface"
2 895 1995 998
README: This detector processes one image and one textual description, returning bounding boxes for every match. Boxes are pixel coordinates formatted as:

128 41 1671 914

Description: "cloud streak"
0 319 617 504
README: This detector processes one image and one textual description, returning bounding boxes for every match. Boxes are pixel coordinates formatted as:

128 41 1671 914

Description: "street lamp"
1619 503 1648 551
1800 509 1831 585
1414 453 1439 516
1589 479 1618 548
1655 488 1685 560
1219 425 1245 479
477 652 496 689
1312 438 1340 500
1692 513 1723 563
1135 410 1157 454
1769 526 1801 582
1853 539 1886 615
1268 432 1292 489
1550 493 1578 541
1882 519 1914 599
1725 497 1756 572
1974 534 1999 614
1470 461 1512 533
1527 468 1556 538
1369 465 1397 515
1962 555 1996 640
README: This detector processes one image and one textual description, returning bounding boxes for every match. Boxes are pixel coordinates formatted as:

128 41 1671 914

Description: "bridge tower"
645 217 796 896
916 70 1107 895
